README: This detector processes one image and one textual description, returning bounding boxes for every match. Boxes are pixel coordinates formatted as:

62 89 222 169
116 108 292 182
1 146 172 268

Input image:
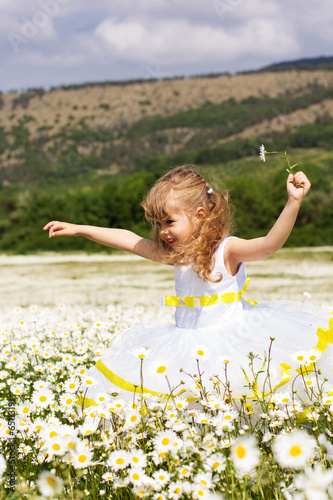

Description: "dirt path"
0 249 332 311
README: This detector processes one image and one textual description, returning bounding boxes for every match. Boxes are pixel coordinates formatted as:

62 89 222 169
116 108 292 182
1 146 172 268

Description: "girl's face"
157 207 204 248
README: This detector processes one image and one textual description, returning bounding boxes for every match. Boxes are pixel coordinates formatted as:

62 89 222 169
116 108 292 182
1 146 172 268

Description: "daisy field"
0 301 333 500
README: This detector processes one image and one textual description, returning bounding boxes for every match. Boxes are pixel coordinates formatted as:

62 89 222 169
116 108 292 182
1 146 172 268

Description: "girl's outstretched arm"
43 221 164 262
224 171 311 272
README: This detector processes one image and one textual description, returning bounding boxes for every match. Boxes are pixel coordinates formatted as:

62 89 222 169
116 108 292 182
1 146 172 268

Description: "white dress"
79 237 333 407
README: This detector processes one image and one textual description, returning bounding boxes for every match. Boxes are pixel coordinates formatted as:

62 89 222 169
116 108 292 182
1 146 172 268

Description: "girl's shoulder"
216 236 242 278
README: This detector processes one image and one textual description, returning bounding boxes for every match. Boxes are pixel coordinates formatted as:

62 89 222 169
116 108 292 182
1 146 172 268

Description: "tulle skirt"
78 300 333 407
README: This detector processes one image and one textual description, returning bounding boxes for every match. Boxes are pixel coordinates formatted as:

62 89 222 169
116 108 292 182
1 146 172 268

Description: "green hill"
0 67 333 253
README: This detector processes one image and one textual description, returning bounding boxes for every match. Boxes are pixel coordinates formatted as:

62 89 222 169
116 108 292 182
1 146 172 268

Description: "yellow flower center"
46 477 57 487
157 366 166 374
131 416 137 422
133 473 140 480
290 445 302 457
69 383 75 389
236 445 246 459
52 444 61 451
39 396 47 403
197 350 204 356
116 458 125 465
161 438 170 445
212 462 220 469
78 455 87 463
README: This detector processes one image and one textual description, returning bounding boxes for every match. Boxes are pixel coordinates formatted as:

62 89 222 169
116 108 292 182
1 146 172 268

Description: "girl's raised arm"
224 171 311 273
43 221 164 262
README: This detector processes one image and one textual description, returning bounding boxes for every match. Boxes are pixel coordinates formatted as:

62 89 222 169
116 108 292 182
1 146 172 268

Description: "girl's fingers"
42 221 68 238
43 221 59 230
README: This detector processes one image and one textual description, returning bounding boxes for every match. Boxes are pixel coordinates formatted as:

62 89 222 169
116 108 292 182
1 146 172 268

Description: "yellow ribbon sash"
162 277 257 308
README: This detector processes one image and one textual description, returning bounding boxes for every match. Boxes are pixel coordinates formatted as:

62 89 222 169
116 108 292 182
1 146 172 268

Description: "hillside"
0 68 333 253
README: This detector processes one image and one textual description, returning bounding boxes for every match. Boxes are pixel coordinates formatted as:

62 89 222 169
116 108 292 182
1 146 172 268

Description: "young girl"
44 166 332 407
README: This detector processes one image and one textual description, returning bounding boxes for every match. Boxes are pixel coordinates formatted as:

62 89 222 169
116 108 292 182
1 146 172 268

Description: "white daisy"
37 471 64 497
168 480 184 499
273 429 316 469
321 392 333 406
152 430 178 454
63 378 80 393
259 144 266 162
230 436 260 475
32 388 55 408
108 450 130 471
128 468 149 486
70 442 93 469
191 485 212 499
132 346 150 360
44 436 67 457
64 435 81 454
102 471 114 482
273 392 293 406
193 472 213 489
125 409 142 429
17 402 32 417
191 344 210 361
78 418 99 437
59 393 76 409
148 358 171 377
172 396 188 410
128 448 147 468
132 486 149 498
94 392 111 405
178 464 192 478
291 351 308 366
81 374 98 388
206 453 226 473
153 469 171 488
195 412 211 425
294 463 333 498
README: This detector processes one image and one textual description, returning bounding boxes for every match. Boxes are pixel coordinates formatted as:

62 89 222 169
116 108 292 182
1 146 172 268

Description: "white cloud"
94 15 299 66
0 0 332 92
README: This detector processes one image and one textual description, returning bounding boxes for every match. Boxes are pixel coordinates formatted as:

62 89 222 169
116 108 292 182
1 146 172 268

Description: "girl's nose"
159 225 168 237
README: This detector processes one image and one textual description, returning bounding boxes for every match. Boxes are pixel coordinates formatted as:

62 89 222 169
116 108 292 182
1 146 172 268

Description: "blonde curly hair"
141 165 232 283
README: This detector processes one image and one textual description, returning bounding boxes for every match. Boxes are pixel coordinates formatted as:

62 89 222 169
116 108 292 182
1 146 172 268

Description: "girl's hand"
287 171 311 202
43 221 80 238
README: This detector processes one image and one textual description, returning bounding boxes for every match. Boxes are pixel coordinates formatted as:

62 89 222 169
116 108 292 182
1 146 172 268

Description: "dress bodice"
174 237 247 329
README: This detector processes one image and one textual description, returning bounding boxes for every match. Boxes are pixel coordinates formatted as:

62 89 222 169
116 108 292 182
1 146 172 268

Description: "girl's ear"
195 207 206 221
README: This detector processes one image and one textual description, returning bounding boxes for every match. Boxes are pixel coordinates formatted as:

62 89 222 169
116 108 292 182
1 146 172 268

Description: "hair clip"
207 188 213 194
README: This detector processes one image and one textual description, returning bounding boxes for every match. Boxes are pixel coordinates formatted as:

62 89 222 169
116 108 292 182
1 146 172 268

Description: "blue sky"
1 0 332 93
